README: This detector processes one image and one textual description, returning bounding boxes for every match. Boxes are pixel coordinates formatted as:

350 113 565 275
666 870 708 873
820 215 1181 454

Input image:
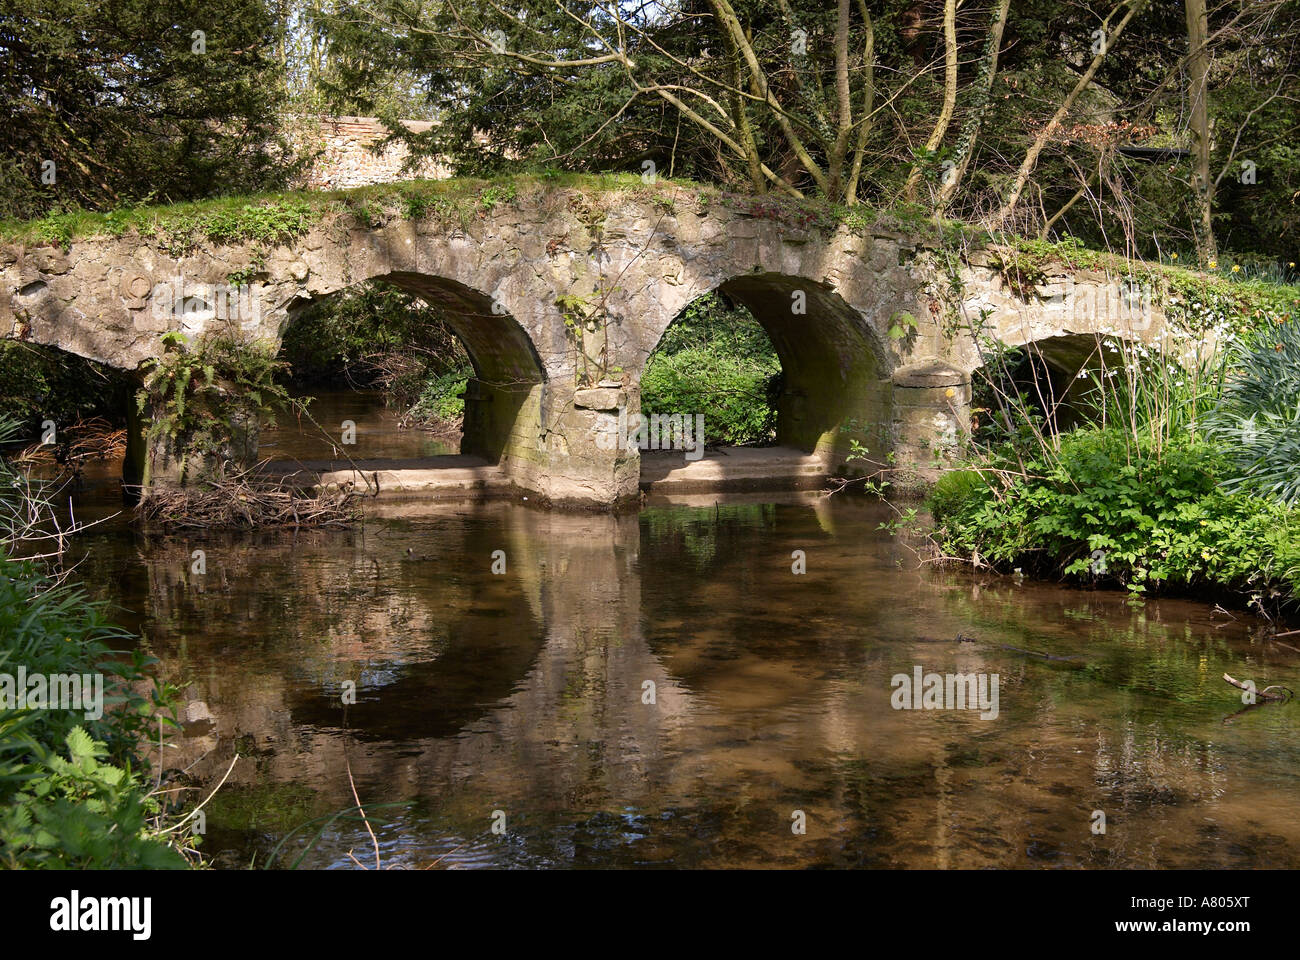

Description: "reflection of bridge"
131 499 1256 869
1 182 1168 505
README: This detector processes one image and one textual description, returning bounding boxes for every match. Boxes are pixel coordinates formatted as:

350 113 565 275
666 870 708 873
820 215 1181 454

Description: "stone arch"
280 270 547 469
975 331 1135 434
635 272 894 469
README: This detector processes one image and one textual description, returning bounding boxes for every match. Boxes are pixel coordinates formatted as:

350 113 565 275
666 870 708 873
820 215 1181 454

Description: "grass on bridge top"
0 170 956 249
1 171 1296 319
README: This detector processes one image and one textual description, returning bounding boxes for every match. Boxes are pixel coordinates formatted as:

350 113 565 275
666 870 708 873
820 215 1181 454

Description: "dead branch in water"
1222 673 1294 703
133 465 363 530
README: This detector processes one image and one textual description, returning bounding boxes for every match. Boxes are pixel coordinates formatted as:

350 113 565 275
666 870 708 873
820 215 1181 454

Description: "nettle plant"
138 330 297 482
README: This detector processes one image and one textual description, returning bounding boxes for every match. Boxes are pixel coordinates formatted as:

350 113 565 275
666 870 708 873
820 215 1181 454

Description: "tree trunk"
903 0 958 203
827 0 853 200
844 0 875 205
995 0 1144 227
935 0 1011 214
1185 0 1217 263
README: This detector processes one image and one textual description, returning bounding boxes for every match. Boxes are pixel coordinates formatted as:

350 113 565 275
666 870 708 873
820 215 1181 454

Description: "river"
59 390 1300 869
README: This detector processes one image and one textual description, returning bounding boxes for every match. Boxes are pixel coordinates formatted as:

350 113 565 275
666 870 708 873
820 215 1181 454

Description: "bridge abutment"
890 361 972 489
138 394 262 492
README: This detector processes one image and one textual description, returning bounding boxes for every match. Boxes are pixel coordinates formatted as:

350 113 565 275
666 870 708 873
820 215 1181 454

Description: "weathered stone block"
573 387 624 411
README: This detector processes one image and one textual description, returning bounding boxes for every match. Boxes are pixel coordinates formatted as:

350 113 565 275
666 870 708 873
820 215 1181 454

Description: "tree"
0 0 295 220
1184 0 1215 262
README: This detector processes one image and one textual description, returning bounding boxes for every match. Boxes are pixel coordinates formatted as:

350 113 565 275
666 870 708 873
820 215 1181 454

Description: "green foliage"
933 428 1300 608
0 0 296 222
410 369 471 424
476 182 518 212
283 281 455 385
641 294 780 447
987 249 1049 301
0 726 186 869
138 330 293 478
159 197 319 253
1207 307 1300 503
927 469 988 524
887 311 919 341
0 554 188 868
12 195 322 254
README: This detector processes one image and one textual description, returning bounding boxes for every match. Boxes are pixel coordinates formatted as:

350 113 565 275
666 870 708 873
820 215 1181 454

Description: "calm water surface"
63 391 1300 869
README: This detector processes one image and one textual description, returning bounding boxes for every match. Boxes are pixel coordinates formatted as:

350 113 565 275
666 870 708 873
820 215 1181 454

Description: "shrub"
641 346 779 446
641 294 780 447
933 427 1300 606
409 367 472 425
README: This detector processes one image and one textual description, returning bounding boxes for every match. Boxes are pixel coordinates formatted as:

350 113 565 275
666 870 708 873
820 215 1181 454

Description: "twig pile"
13 418 127 471
134 469 363 530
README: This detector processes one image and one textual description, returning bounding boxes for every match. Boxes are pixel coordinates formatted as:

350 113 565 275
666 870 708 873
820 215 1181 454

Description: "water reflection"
68 492 1300 870
258 389 457 462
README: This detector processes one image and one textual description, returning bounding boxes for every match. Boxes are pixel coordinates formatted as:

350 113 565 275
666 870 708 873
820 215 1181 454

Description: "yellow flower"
944 388 955 398
1231 264 1241 273
1208 260 1218 269
1170 252 1178 260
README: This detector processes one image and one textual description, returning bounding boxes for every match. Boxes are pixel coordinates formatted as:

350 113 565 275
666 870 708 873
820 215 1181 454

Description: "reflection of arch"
645 273 892 467
286 618 548 741
283 272 546 465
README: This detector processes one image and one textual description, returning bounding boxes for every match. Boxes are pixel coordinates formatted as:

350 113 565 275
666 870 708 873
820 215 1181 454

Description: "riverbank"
927 428 1300 618
0 554 198 868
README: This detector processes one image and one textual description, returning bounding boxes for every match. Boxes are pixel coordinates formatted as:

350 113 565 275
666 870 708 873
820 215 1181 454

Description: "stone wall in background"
287 116 449 191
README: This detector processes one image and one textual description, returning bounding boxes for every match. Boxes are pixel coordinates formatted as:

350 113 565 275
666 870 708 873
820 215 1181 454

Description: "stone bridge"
0 182 1168 507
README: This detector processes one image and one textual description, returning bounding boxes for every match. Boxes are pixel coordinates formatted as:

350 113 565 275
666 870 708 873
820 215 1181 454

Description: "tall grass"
0 417 207 867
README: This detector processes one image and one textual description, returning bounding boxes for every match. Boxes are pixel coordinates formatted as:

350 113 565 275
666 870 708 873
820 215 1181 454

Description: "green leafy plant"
887 310 919 341
987 249 1049 301
137 330 295 483
0 554 196 868
409 367 471 424
0 726 186 869
1207 307 1300 503
932 428 1300 609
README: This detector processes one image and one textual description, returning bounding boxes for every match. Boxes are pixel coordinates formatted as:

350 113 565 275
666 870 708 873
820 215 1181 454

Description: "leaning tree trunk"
1185 0 1217 263
996 0 1144 228
903 0 959 203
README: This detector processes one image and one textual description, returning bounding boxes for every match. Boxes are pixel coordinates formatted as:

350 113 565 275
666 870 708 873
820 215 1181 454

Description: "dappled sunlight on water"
66 490 1300 869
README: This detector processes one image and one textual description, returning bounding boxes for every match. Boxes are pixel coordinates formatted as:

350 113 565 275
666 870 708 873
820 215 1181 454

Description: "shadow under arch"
979 332 1116 434
648 272 893 467
282 271 546 465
